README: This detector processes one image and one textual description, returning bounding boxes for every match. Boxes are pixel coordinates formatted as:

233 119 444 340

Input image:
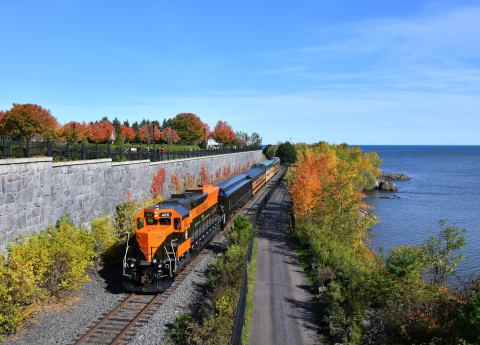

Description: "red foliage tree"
137 127 148 143
120 125 136 142
0 103 59 138
160 127 180 144
87 120 115 143
213 121 236 146
151 168 166 197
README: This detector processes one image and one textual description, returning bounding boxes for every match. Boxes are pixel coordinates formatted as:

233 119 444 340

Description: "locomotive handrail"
122 233 132 278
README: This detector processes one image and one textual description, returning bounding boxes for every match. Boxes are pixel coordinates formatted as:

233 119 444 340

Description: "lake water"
362 146 480 278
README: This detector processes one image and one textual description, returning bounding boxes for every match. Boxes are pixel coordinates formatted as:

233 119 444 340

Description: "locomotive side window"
159 218 171 225
137 218 144 229
174 218 181 230
146 218 158 225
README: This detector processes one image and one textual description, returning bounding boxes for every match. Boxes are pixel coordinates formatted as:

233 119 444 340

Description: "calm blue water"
361 146 480 278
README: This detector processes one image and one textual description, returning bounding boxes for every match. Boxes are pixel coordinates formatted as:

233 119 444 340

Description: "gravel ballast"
4 245 218 345
5 268 128 345
128 248 216 345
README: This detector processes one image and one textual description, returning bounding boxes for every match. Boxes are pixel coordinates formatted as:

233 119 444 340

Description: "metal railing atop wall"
0 137 260 162
230 168 287 345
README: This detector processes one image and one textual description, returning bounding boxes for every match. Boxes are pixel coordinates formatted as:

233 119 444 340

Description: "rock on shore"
375 172 411 192
379 173 411 181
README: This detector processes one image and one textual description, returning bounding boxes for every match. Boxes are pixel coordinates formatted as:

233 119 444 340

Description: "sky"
1 0 479 145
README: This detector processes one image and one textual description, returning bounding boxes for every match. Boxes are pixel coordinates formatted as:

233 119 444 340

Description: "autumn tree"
137 127 148 143
0 103 59 138
171 113 204 144
59 121 88 142
120 125 135 142
288 154 334 219
160 127 180 144
87 120 114 143
213 121 236 146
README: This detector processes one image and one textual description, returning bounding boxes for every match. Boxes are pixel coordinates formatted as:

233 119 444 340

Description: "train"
122 157 280 292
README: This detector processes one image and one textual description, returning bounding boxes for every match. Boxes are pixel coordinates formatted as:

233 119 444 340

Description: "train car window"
137 218 144 229
146 218 158 225
159 218 171 225
174 218 181 230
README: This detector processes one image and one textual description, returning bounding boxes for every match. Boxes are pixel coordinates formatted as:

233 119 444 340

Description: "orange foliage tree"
288 154 334 219
0 103 59 138
151 168 166 197
59 121 89 142
120 125 136 142
213 120 236 146
86 120 114 143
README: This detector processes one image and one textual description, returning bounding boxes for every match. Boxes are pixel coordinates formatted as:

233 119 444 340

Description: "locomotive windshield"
159 218 171 225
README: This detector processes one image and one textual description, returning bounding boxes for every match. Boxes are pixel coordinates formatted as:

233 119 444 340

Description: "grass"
241 237 259 344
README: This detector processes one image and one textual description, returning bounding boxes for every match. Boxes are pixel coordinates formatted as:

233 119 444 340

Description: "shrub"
385 245 424 279
114 201 138 236
0 217 94 334
90 216 119 266
422 220 466 285
40 219 95 295
459 280 480 343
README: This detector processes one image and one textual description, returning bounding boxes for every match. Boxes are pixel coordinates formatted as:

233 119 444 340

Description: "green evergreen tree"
276 141 297 165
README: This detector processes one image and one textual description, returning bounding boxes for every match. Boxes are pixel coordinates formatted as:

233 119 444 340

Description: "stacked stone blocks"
0 151 262 247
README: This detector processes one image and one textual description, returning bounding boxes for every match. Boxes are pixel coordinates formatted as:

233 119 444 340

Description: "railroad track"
73 167 285 345
73 250 208 345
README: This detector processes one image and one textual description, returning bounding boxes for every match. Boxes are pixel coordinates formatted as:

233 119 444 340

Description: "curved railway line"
72 167 284 345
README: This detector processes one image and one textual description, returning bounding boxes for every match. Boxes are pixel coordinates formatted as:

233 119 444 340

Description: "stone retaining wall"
0 150 262 247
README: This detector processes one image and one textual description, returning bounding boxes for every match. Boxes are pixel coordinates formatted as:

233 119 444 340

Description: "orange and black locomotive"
122 158 279 292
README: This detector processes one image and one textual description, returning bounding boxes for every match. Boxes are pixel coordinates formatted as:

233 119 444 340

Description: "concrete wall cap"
112 160 151 166
52 158 112 167
0 157 53 165
149 150 262 166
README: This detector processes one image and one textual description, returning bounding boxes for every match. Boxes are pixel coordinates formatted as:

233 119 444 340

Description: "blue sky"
1 0 479 144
